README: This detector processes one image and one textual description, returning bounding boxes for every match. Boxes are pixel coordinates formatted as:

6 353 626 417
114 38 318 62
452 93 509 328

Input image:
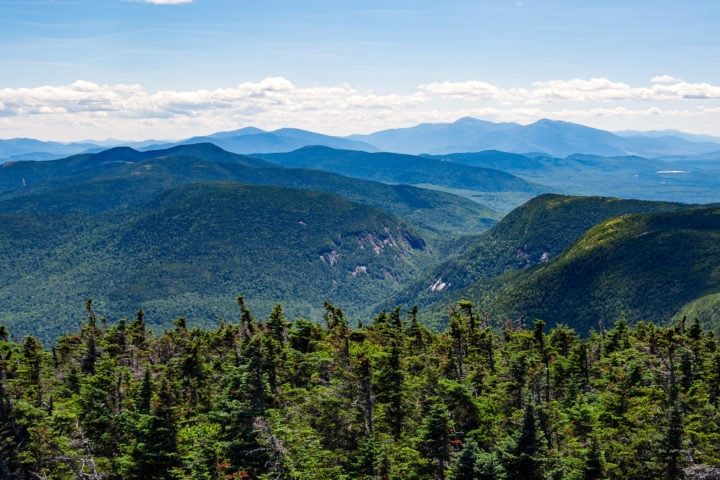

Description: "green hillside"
241 169 500 235
389 194 700 323
0 144 499 235
257 146 548 211
4 143 720 344
460 207 720 335
0 143 273 195
0 182 435 343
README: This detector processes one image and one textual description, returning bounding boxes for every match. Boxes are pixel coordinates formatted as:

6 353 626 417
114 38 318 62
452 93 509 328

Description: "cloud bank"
419 78 720 103
1 77 719 140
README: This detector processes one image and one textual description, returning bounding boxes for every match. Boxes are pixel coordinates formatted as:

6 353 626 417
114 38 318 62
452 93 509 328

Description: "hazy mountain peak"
5 118 720 163
453 116 507 127
95 146 141 157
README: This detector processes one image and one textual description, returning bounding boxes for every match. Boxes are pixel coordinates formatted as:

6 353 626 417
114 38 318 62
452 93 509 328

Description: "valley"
2 118 720 345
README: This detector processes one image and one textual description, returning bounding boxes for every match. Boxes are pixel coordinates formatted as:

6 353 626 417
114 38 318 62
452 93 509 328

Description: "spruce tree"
419 397 453 479
448 437 481 480
501 400 545 480
124 376 180 480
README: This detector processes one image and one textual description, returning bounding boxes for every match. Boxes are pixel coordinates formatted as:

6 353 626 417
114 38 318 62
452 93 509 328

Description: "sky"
2 0 720 141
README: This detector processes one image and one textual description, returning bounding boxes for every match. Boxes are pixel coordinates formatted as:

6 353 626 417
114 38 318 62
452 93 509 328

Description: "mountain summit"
349 117 720 157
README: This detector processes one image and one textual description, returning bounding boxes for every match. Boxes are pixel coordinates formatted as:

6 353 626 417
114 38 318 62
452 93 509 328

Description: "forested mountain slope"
442 206 720 335
0 143 499 235
256 145 548 211
389 194 702 321
0 183 434 342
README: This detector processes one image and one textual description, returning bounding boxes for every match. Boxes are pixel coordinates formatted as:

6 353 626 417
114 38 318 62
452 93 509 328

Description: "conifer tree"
324 301 350 367
407 305 427 354
501 400 545 480
449 311 468 379
137 367 153 414
661 346 685 480
124 375 180 479
264 305 289 399
376 330 404 439
81 299 103 375
582 436 604 480
419 397 453 479
238 296 257 341
355 351 374 437
20 336 43 405
211 364 270 477
448 437 481 480
76 357 127 461
127 309 150 371
267 304 289 346
533 320 551 403
0 340 29 479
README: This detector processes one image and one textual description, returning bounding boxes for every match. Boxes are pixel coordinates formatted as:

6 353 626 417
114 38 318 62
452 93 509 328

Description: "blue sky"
2 0 720 141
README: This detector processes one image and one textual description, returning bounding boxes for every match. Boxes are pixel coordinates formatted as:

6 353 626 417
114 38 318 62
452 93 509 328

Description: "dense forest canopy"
1 300 719 479
3 140 720 479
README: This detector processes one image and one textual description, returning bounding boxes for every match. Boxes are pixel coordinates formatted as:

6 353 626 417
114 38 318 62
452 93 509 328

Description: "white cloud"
652 75 679 83
2 76 720 140
0 78 430 139
419 77 720 103
419 81 502 101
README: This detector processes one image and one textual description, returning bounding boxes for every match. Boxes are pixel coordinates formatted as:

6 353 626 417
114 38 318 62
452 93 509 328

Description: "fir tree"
448 437 481 480
501 400 545 480
419 397 453 479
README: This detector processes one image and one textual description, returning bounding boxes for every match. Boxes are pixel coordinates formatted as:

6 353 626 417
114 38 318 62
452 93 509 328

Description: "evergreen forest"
3 132 720 479
2 299 720 479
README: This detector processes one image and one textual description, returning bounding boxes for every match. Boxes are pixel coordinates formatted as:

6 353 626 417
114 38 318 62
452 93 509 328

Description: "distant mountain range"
3 118 720 162
147 127 380 154
0 143 498 234
254 146 547 211
0 143 498 341
4 121 720 342
0 138 104 161
427 150 720 205
349 117 720 157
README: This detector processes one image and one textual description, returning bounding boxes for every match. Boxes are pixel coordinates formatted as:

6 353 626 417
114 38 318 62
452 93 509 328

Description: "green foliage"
418 397 454 478
0 182 441 343
257 145 546 210
500 401 546 480
481 206 720 335
391 193 701 330
0 142 508 342
0 300 718 478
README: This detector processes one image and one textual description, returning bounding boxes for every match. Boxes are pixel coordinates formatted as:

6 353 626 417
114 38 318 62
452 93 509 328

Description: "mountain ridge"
0 182 437 342
0 143 499 234
4 117 720 162
476 206 720 334
255 145 548 211
349 117 720 157
388 194 706 327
